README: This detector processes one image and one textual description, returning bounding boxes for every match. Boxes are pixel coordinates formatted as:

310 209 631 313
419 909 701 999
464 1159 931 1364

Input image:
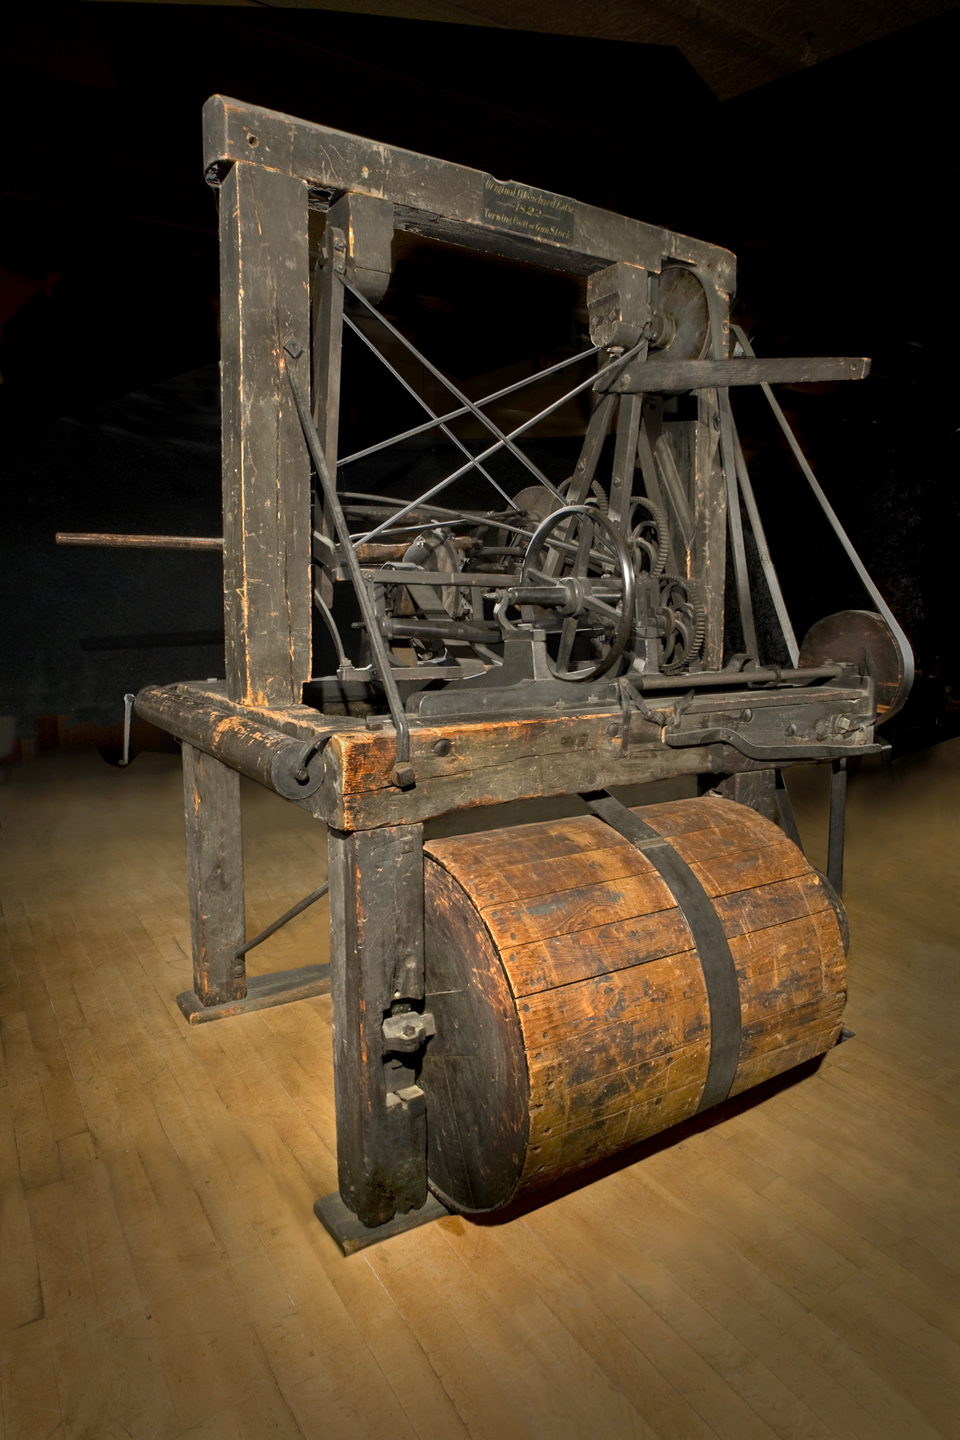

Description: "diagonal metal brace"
283 340 413 774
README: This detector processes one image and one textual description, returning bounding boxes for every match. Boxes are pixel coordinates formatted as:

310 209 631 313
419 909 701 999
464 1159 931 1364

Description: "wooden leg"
326 824 429 1229
701 769 778 822
182 742 246 1007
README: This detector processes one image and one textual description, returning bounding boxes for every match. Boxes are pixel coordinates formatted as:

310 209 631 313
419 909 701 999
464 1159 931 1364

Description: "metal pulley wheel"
514 504 636 681
648 266 710 361
799 609 911 720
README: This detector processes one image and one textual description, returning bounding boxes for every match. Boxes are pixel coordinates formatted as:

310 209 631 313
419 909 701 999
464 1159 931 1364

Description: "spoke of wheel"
354 345 644 545
555 517 594 672
342 314 514 506
581 595 621 622
343 276 588 501
556 614 579 673
338 344 599 468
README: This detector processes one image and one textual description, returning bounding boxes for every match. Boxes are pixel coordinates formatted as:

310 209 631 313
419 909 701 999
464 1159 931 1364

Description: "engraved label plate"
482 175 576 242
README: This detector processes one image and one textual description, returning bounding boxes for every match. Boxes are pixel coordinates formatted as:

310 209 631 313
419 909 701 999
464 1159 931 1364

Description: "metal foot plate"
176 963 331 1025
314 1190 450 1254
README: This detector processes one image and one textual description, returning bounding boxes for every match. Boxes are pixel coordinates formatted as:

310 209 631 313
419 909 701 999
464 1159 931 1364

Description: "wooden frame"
137 96 881 1248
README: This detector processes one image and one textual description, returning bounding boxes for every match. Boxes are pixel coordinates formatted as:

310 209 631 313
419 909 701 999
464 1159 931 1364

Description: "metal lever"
120 693 135 766
283 339 413 782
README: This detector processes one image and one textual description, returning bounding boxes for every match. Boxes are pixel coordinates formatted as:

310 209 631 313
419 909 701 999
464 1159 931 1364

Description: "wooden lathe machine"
134 96 912 1252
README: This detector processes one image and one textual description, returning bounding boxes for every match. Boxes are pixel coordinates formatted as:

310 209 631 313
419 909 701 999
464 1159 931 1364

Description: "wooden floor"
1 741 958 1440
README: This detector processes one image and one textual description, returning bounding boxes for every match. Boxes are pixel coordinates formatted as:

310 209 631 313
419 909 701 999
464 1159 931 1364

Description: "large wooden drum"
420 795 846 1212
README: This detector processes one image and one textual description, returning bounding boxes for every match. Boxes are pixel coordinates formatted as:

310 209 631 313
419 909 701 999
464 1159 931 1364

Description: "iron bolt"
433 737 451 756
391 762 416 789
787 723 797 736
607 722 619 736
740 708 753 721
837 715 851 731
232 964 245 978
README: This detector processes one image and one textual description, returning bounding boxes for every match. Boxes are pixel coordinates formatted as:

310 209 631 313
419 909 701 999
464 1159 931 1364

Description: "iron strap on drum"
580 789 742 1112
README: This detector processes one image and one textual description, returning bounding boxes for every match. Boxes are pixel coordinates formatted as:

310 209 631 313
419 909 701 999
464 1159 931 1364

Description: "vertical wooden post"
705 769 777 822
828 758 847 896
182 743 246 1005
310 227 346 608
694 387 726 668
328 824 427 1228
219 160 312 707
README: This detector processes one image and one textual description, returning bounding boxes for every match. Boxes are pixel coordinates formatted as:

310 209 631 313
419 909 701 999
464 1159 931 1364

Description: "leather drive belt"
580 789 742 1112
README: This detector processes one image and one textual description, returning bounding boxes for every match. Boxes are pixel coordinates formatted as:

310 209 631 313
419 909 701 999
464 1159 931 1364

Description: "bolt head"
433 737 451 756
740 708 753 722
391 762 416 790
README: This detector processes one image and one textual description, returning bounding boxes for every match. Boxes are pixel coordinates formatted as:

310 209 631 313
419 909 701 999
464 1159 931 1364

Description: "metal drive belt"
580 790 742 1112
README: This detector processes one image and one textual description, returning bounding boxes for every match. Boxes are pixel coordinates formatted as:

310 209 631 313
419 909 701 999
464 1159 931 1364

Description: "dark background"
2 2 957 752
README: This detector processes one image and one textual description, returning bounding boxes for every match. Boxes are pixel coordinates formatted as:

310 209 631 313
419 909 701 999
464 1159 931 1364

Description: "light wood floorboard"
1 743 957 1439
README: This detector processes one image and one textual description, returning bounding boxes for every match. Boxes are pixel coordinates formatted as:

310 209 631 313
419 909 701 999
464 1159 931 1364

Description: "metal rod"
635 664 842 692
731 323 915 699
342 277 569 501
337 344 599 468
56 532 223 550
774 768 803 851
355 343 645 546
717 386 759 662
283 341 412 768
235 881 330 959
342 314 515 506
730 416 800 666
827 757 847 895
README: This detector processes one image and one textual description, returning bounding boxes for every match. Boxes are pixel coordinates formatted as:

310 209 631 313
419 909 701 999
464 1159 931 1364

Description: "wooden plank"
0 1010 61 1190
481 870 677 946
499 907 694 994
0 1318 65 1440
0 1078 44 1334
220 159 311 707
310 209 345 607
203 95 736 290
326 714 712 829
189 1012 471 1440
183 742 246 1007
474 1211 722 1440
328 824 427 1227
176 962 330 1024
526 1200 805 1440
613 354 870 392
